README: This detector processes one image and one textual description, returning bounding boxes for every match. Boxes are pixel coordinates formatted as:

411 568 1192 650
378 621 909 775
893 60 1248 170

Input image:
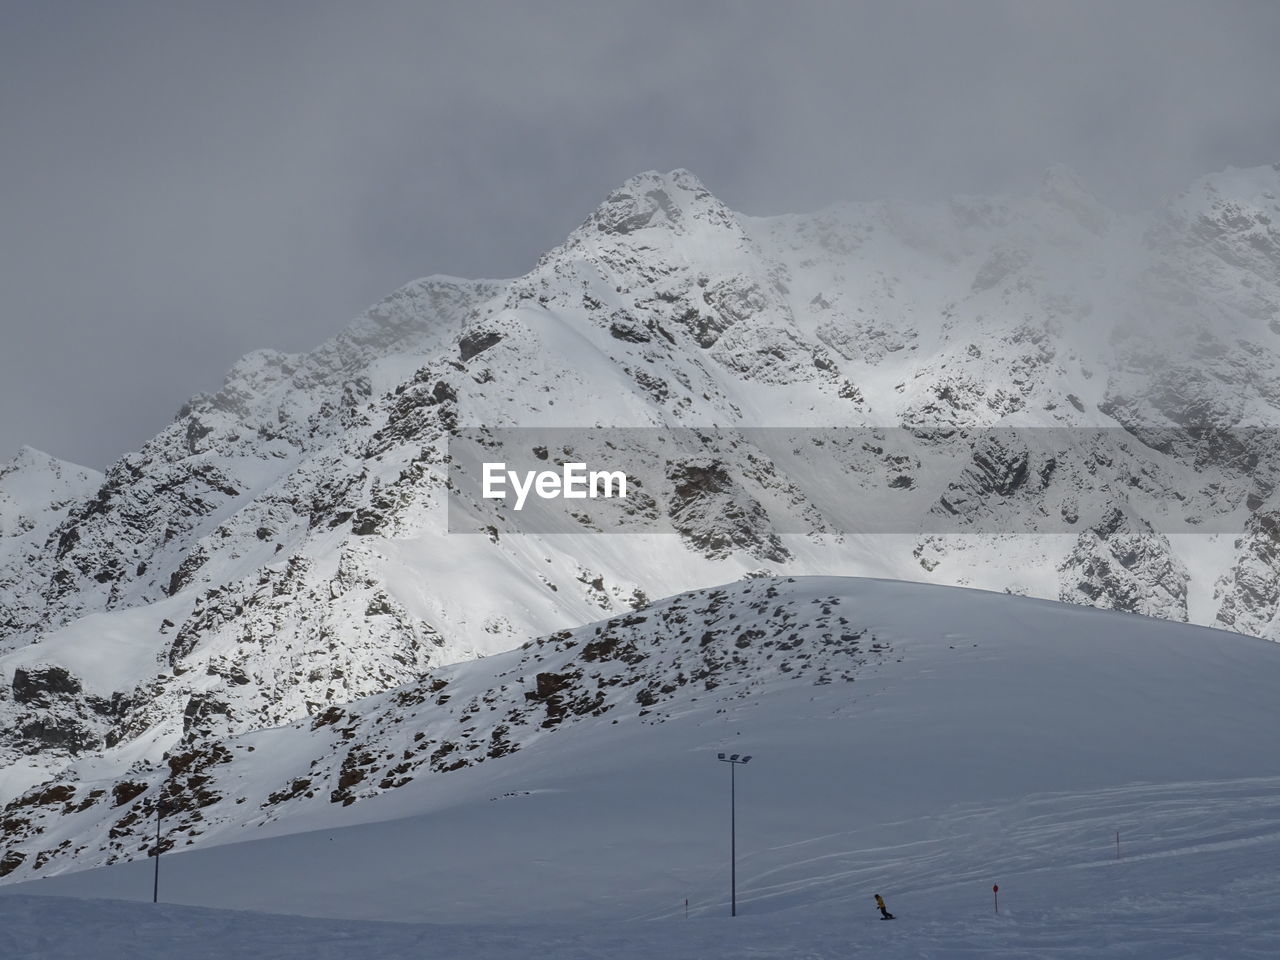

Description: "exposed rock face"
1058 510 1190 621
1214 511 1280 636
666 459 789 563
12 666 82 705
4 163 1280 809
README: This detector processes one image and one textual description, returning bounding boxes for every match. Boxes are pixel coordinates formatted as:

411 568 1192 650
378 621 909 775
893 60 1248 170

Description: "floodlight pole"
717 753 752 917
153 771 170 904
153 783 161 903
730 758 736 916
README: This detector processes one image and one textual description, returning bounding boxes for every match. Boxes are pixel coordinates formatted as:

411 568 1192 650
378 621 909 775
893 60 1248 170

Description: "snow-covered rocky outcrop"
3 164 1280 804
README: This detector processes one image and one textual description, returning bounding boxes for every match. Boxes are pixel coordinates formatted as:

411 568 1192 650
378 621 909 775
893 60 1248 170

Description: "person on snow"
874 893 895 920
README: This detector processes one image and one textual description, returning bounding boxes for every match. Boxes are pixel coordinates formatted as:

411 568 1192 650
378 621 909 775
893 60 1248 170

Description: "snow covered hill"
2 577 1279 958
4 164 1280 818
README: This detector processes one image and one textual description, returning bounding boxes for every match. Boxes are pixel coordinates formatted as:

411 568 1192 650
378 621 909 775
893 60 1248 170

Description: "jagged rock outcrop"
1215 509 1280 636
1058 509 1190 621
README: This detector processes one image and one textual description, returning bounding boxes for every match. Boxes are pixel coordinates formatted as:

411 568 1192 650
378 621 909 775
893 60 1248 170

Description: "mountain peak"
580 168 736 239
0 445 98 484
0 446 101 542
6 445 57 470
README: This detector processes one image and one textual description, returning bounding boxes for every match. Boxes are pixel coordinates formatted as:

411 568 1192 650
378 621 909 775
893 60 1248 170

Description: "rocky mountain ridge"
3 163 1280 804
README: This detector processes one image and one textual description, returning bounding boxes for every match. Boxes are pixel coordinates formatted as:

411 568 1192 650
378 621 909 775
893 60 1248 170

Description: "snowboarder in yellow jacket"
875 893 895 920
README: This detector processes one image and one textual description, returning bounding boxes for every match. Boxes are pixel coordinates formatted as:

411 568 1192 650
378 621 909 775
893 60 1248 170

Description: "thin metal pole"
153 781 162 904
730 760 736 917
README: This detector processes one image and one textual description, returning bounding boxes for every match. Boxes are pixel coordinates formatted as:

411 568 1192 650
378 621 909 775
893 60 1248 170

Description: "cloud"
2 0 1278 466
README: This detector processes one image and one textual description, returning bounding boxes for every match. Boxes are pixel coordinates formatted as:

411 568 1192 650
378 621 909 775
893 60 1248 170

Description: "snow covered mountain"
0 448 102 652
2 577 1278 960
4 163 1280 811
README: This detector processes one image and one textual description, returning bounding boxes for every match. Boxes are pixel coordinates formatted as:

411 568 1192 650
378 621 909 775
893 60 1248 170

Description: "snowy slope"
5 164 1280 817
4 579 1279 904
3 577 1279 958
2 877 1279 960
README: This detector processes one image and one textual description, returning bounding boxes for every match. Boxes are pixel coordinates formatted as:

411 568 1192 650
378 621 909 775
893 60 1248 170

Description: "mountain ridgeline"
2 164 1280 812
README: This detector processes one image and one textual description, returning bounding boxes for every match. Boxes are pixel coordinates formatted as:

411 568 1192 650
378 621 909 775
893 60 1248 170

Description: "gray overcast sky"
3 1 1279 469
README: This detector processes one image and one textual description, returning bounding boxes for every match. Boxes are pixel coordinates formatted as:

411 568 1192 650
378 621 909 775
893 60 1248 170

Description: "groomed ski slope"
4 577 1280 958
